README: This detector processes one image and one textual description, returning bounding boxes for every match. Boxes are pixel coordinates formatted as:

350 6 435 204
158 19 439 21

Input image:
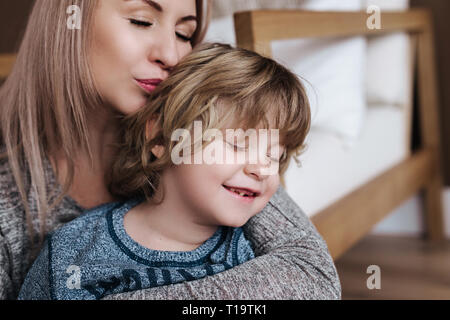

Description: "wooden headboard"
0 54 15 80
234 9 445 259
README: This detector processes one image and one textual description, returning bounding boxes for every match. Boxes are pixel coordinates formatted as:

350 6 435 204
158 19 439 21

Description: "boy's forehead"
212 99 286 145
216 100 279 131
221 127 281 145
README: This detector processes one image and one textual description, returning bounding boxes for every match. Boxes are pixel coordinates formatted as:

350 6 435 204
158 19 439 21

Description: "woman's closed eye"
129 18 152 27
176 32 192 42
129 19 192 42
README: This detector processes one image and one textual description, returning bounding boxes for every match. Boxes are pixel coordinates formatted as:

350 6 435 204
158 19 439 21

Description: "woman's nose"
148 31 181 74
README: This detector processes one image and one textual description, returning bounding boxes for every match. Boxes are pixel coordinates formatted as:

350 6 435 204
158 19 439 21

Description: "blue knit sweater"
18 198 255 300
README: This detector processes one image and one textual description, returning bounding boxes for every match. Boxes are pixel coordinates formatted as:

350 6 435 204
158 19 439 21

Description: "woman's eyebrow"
141 0 197 22
142 0 163 12
180 15 197 23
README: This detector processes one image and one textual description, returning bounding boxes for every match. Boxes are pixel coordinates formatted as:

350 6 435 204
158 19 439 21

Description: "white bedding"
284 104 410 217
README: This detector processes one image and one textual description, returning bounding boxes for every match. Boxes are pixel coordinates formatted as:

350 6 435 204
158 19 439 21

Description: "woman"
0 0 340 300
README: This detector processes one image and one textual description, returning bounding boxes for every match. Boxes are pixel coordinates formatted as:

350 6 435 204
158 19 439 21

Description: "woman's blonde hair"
0 0 211 250
109 43 311 202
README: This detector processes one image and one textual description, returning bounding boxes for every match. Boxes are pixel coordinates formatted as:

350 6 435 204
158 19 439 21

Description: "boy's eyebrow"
141 0 197 22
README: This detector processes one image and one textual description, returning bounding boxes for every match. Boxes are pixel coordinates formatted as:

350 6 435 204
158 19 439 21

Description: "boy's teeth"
228 186 253 197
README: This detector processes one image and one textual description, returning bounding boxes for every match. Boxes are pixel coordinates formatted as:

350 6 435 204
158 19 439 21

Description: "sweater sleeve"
0 232 14 300
102 186 341 300
17 239 52 300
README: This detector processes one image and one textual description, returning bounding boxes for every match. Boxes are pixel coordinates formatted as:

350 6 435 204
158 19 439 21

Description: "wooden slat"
311 148 434 260
234 9 430 52
0 54 16 79
404 35 418 158
416 18 446 241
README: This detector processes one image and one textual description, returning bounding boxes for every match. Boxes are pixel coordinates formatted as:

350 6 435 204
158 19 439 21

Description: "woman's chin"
112 96 148 116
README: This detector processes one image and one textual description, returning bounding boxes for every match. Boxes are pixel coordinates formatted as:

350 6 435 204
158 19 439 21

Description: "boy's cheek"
265 177 280 201
257 177 280 210
269 174 281 193
260 161 280 176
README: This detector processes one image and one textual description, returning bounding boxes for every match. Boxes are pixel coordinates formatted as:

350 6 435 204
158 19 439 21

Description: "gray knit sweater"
18 197 256 300
0 151 341 300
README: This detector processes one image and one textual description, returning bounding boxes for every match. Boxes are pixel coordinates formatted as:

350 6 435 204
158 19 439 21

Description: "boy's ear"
146 118 165 159
151 145 165 159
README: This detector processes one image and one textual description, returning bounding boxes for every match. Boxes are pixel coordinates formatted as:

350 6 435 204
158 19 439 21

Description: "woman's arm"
0 233 14 300
17 240 52 300
103 186 341 300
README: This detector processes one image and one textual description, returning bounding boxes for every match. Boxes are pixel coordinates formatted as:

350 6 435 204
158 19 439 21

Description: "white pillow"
364 0 409 10
205 0 367 147
272 36 367 146
364 0 411 107
212 0 366 18
203 15 235 45
366 32 412 107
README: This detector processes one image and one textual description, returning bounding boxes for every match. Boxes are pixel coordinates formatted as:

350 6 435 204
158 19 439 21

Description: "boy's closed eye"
224 140 285 163
225 141 247 152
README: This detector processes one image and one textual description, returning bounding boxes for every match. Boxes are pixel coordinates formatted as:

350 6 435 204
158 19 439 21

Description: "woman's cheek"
178 42 193 60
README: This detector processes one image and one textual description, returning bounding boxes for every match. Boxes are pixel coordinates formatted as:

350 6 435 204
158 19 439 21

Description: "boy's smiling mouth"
222 184 261 198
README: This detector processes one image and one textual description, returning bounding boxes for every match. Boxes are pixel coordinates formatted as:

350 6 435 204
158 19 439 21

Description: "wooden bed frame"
233 9 445 259
0 9 445 261
0 54 15 80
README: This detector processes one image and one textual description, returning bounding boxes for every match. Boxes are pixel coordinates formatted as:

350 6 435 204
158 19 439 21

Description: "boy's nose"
244 163 263 181
244 159 275 180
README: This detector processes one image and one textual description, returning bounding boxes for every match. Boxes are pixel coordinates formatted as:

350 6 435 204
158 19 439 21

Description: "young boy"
18 43 311 300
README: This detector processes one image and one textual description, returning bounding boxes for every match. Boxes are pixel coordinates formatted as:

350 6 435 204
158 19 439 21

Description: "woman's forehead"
122 0 197 15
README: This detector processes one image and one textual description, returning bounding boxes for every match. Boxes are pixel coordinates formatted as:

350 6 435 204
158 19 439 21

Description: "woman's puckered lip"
135 78 163 85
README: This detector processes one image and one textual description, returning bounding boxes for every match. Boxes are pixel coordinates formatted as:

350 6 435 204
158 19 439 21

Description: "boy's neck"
123 199 219 252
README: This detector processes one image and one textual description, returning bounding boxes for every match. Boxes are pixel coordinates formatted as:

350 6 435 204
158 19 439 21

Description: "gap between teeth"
228 187 253 197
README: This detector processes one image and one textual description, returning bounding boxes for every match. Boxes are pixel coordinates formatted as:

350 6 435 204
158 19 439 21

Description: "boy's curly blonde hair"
108 43 311 203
